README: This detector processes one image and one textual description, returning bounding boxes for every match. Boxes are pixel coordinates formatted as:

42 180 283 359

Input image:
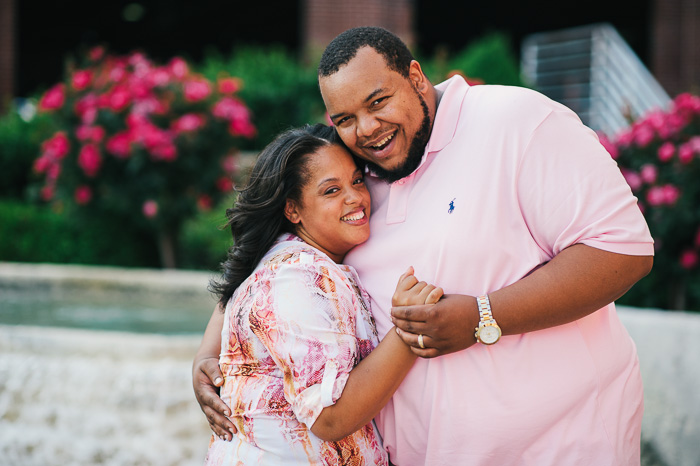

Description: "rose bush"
602 93 700 310
34 48 254 267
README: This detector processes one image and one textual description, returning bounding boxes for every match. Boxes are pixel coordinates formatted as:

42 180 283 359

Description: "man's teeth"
372 133 393 149
341 210 365 221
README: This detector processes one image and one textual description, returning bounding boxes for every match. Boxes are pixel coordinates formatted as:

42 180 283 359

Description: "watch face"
480 325 501 345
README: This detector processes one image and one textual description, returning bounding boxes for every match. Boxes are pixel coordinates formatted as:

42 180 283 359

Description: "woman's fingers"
425 286 444 305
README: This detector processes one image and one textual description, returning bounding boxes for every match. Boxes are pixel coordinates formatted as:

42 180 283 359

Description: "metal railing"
521 23 671 136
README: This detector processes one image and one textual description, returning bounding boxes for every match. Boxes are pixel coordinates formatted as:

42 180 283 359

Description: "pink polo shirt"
344 76 653 466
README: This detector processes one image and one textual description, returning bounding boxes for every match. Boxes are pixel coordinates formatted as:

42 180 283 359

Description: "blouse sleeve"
248 255 362 428
517 108 654 258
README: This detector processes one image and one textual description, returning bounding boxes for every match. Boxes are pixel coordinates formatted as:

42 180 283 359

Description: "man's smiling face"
319 46 434 182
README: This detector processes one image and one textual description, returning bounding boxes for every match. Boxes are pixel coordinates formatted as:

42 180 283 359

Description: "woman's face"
285 143 371 263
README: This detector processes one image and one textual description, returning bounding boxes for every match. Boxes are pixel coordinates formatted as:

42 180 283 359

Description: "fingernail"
395 327 401 335
214 377 223 385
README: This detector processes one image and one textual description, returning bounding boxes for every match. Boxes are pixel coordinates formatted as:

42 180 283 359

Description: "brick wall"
301 0 414 60
0 0 16 108
652 0 700 96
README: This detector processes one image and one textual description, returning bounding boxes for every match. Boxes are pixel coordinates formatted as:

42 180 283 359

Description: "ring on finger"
418 334 425 349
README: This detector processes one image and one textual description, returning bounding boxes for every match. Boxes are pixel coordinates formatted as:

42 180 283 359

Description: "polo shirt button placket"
385 176 412 224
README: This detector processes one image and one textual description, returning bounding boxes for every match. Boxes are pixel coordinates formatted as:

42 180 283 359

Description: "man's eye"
336 117 350 126
372 97 387 106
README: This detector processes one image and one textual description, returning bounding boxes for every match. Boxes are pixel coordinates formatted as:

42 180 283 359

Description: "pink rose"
142 200 158 218
42 131 70 159
72 70 93 91
691 137 700 153
151 144 177 161
76 125 105 143
678 143 694 164
639 164 658 184
149 68 171 87
109 65 127 83
47 163 61 181
197 194 213 211
172 113 205 133
169 57 188 79
615 129 634 147
221 154 238 173
598 134 619 159
108 85 131 111
74 185 93 205
212 97 249 120
680 250 698 270
621 169 642 191
661 184 681 204
658 142 675 162
39 83 65 111
40 185 55 201
217 77 242 94
89 46 105 62
184 78 212 102
229 118 256 139
78 144 102 177
106 132 133 158
216 176 234 192
633 123 655 148
646 185 680 206
33 155 53 174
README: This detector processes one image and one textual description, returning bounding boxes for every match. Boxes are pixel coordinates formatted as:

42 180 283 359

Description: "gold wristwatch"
474 295 501 345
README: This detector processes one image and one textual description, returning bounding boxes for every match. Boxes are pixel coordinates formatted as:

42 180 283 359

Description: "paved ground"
1 262 698 465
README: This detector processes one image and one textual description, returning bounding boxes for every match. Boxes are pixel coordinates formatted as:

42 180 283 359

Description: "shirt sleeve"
248 258 361 428
517 108 654 258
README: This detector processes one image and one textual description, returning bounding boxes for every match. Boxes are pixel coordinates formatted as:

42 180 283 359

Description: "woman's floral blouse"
204 234 388 465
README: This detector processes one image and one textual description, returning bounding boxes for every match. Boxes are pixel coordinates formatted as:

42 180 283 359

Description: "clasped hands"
391 267 479 358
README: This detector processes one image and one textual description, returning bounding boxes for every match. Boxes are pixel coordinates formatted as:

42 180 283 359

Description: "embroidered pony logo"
448 198 456 214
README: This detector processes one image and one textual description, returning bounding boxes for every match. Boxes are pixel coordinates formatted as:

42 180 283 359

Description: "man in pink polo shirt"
194 27 653 465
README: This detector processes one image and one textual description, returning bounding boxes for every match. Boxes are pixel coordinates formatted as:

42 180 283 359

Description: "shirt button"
396 179 405 185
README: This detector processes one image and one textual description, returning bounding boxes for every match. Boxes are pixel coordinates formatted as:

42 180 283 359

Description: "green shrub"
179 196 234 271
198 46 326 150
420 33 525 87
0 101 54 199
0 199 159 267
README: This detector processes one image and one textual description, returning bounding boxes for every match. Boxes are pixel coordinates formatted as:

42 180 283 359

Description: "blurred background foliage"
2 32 698 311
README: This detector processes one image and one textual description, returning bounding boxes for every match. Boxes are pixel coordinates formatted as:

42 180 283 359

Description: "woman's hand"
392 266 444 306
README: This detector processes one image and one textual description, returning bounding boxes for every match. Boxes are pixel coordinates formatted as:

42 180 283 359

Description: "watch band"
475 294 501 345
477 295 494 322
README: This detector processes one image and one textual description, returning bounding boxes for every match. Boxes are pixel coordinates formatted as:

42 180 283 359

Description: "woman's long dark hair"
210 124 341 307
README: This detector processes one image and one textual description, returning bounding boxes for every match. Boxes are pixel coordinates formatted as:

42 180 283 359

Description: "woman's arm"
310 267 442 441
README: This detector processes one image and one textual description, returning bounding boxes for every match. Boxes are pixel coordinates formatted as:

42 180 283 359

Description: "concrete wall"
0 262 698 465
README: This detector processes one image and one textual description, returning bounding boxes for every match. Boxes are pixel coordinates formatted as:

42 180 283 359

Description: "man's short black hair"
318 26 415 78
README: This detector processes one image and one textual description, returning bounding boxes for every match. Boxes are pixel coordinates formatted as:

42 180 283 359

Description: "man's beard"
365 90 432 183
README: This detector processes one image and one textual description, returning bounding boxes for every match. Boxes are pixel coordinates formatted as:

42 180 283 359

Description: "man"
194 27 653 465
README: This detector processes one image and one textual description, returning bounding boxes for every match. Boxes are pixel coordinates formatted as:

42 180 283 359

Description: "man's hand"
391 294 478 358
192 356 237 441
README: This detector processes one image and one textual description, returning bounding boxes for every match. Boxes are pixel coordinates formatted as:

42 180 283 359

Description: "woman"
201 124 442 465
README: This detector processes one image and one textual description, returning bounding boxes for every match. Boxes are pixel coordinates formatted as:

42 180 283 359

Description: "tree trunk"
669 277 687 310
157 229 178 269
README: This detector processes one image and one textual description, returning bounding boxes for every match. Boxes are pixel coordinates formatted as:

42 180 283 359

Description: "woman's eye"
324 187 339 195
353 177 364 185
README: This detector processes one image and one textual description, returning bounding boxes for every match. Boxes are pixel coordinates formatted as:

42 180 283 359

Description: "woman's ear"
284 199 301 224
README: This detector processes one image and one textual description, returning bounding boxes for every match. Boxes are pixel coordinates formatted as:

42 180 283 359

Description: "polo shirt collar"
365 75 470 180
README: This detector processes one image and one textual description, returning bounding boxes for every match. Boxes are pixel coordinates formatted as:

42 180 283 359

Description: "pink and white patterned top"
204 234 388 466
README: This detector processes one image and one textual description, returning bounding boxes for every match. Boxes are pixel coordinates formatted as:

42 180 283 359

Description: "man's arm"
192 304 236 439
391 244 653 357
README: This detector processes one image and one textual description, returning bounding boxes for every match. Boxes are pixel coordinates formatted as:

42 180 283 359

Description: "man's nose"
356 115 380 139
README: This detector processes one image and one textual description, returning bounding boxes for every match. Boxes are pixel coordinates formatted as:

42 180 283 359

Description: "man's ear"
284 199 301 224
409 59 429 93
